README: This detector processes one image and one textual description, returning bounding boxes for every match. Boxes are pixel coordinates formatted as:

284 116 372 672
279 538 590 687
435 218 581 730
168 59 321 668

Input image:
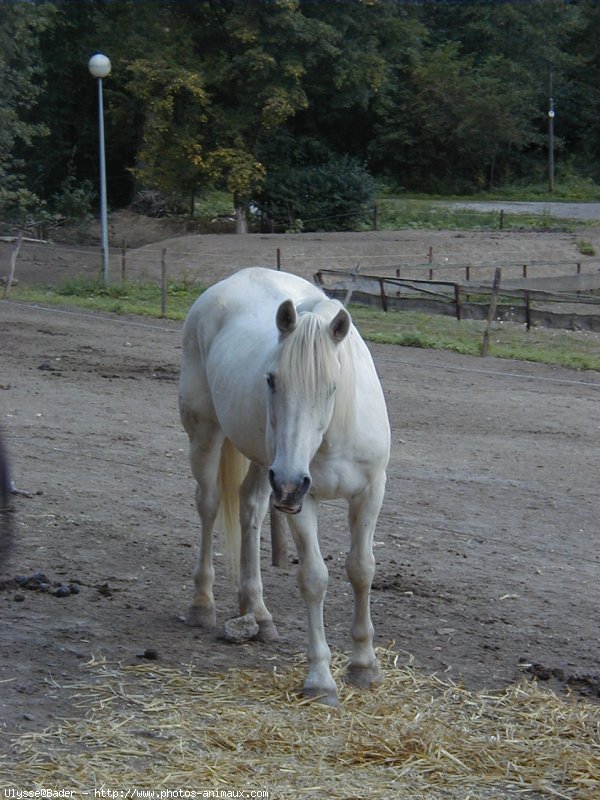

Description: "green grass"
349 306 600 372
374 197 592 233
6 278 600 372
10 278 201 320
378 174 600 202
192 188 235 219
576 239 596 256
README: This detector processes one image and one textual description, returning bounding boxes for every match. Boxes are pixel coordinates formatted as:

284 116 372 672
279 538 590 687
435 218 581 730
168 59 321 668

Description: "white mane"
277 308 355 433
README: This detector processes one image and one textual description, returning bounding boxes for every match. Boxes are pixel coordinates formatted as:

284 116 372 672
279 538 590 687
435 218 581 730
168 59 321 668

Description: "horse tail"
217 437 249 580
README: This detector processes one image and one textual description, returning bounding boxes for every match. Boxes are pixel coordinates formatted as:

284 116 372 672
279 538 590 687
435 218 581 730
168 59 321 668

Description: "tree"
0 2 56 219
178 0 324 231
4 0 600 229
397 0 582 189
371 41 540 191
127 59 208 209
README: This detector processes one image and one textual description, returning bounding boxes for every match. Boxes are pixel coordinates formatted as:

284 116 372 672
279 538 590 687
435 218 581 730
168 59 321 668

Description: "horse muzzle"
269 468 311 515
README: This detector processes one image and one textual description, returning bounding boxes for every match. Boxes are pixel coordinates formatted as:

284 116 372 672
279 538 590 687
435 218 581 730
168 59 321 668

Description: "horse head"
267 299 351 514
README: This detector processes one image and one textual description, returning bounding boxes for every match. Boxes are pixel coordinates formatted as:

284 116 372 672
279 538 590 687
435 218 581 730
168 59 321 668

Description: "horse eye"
266 373 276 392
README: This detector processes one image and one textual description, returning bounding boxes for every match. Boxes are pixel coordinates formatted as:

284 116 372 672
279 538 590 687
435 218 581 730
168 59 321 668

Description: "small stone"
137 648 158 661
219 613 259 643
55 585 71 598
13 594 25 602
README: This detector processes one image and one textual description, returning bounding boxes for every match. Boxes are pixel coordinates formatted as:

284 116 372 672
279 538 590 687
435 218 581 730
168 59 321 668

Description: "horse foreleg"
345 479 386 689
238 465 279 641
288 496 338 706
185 425 224 629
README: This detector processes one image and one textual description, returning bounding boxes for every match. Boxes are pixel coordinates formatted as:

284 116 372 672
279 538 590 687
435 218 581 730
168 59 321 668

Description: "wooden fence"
314 268 600 333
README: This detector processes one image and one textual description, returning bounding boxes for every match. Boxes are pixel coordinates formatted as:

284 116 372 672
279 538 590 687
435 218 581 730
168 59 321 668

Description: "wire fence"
3 228 600 332
3 233 598 286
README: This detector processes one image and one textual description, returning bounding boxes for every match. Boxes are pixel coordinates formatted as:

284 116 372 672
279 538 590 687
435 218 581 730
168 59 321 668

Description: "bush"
257 156 376 232
49 177 95 222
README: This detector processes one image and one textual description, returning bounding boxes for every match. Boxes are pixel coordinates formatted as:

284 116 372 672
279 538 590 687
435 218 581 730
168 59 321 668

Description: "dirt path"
1 292 598 742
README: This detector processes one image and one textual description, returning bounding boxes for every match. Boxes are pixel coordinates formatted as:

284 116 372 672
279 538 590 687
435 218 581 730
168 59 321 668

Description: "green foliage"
4 1 600 224
259 156 376 231
0 2 56 219
49 177 95 222
127 59 208 200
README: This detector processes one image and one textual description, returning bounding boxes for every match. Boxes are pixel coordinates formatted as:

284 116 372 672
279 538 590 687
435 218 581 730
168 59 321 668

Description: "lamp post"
88 53 111 286
548 67 555 194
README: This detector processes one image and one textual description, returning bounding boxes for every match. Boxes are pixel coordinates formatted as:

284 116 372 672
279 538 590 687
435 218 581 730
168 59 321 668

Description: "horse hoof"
185 606 216 629
345 664 381 689
302 686 340 708
253 619 280 642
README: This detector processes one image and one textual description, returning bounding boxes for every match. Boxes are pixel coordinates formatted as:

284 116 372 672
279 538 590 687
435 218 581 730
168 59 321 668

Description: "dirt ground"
1 218 599 749
5 205 600 290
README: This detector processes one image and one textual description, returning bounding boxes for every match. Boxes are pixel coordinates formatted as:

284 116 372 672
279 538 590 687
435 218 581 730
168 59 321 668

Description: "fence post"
454 284 461 321
499 209 504 229
480 267 502 356
276 248 281 271
525 290 531 331
161 248 167 318
3 232 23 299
373 203 379 231
379 278 388 312
523 264 528 279
343 263 361 307
121 239 127 281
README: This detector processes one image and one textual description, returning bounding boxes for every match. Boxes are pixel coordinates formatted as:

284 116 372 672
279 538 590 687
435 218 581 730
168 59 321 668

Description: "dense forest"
2 0 600 231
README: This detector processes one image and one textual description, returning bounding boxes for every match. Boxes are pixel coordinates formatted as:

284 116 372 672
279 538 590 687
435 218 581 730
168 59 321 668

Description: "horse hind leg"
345 481 386 689
184 420 225 629
238 463 279 642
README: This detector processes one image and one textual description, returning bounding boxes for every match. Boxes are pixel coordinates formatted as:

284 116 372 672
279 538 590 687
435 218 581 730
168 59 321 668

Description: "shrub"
257 156 376 232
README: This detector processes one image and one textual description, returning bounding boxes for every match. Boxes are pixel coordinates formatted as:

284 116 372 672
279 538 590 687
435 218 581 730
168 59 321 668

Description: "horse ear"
329 308 351 343
276 299 297 336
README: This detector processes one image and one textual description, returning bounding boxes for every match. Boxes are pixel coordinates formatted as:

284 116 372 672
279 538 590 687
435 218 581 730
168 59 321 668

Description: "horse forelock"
277 309 355 429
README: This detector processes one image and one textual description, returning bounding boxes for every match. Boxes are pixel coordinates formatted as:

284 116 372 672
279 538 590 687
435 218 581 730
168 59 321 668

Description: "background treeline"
2 0 600 232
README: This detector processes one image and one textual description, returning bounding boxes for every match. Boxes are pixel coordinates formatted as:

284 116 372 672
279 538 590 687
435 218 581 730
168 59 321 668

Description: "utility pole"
548 67 555 193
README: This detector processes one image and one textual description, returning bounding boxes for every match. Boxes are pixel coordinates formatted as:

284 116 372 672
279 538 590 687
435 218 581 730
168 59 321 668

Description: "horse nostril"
301 475 311 495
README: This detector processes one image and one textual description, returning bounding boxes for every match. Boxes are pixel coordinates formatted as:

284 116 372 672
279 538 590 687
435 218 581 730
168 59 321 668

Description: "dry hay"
1 649 598 800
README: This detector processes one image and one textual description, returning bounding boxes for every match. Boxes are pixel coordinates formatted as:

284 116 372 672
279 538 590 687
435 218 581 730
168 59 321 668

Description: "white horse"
179 268 390 705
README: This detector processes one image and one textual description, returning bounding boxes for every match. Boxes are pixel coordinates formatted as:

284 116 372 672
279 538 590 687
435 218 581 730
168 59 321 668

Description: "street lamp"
88 53 111 286
547 67 555 194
